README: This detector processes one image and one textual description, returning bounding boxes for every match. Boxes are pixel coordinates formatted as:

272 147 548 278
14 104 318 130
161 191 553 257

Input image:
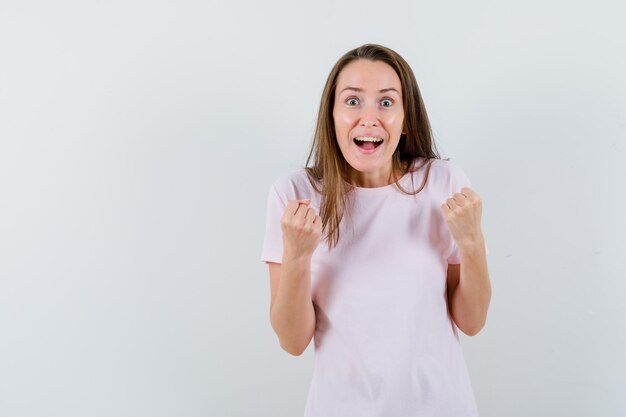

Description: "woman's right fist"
281 199 323 262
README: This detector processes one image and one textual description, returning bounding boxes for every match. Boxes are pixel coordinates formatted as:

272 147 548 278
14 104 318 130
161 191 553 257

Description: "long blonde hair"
303 43 445 251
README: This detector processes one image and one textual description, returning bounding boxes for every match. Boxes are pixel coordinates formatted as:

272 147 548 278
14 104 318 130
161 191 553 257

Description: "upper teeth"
354 136 383 142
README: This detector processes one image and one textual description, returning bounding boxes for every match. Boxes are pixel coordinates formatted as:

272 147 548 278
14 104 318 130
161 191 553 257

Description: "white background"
1 0 625 416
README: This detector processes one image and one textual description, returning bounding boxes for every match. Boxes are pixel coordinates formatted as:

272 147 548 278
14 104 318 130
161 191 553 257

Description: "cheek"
333 111 353 136
334 110 353 125
385 112 403 127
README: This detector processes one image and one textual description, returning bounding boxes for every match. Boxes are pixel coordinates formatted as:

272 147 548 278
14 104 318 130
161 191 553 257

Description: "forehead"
336 59 402 93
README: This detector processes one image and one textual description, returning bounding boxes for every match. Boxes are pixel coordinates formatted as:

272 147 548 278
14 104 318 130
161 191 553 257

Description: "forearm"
450 234 491 335
270 255 316 355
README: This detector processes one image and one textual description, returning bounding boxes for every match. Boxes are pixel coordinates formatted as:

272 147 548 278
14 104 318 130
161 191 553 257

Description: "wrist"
457 232 485 251
282 252 312 265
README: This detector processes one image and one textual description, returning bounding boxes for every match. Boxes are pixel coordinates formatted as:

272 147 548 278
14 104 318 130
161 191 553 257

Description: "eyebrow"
339 86 400 94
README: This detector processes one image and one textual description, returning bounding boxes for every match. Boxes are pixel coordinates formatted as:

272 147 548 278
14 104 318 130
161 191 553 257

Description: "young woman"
260 43 491 417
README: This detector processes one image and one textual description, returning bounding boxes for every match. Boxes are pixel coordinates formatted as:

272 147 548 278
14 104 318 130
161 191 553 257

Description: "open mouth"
353 137 384 151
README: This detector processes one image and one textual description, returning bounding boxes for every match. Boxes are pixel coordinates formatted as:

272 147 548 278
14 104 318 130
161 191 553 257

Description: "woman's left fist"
441 187 483 246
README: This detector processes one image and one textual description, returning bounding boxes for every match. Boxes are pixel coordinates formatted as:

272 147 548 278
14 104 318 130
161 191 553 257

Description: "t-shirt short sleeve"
260 182 287 264
446 164 490 264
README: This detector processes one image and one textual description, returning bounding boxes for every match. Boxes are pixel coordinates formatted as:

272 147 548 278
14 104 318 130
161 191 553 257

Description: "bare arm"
268 255 316 356
446 233 491 336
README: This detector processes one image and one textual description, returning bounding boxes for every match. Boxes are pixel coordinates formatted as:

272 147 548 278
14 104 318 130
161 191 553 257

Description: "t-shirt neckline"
342 158 423 196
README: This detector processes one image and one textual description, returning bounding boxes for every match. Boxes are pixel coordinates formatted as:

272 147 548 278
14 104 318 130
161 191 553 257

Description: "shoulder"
428 158 466 175
270 168 322 202
425 158 470 185
271 168 310 192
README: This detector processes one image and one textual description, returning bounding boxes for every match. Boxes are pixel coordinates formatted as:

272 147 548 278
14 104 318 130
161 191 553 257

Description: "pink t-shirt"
260 157 489 417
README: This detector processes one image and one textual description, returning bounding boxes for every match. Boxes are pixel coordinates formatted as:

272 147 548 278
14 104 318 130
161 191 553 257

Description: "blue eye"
345 97 394 107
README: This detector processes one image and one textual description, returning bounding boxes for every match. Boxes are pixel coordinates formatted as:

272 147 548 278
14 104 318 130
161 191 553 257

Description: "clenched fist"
281 199 323 262
441 187 483 247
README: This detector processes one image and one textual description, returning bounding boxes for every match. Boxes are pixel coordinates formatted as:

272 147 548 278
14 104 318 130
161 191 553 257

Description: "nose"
359 101 379 127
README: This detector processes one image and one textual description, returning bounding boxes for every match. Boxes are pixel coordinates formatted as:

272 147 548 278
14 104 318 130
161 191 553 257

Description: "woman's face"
333 59 405 185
